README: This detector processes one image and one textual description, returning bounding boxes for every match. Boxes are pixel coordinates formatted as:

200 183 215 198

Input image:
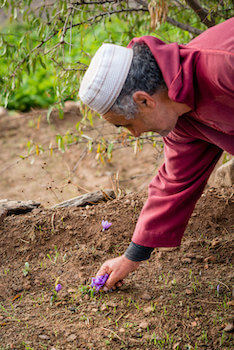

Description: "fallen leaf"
12 293 21 302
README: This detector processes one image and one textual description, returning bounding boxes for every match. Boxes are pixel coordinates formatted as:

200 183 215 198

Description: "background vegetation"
0 0 233 158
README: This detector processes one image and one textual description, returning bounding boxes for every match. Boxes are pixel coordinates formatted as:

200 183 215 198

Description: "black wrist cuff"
124 242 154 262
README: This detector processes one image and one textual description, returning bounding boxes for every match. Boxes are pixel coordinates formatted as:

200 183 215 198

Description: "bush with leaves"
0 0 232 159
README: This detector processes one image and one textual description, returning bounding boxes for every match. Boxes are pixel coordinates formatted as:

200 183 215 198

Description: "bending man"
79 18 234 291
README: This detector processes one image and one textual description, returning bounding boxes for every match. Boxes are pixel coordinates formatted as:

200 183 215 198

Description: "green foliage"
22 262 30 276
0 0 232 111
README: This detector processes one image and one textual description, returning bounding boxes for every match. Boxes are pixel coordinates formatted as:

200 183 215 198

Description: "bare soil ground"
0 108 163 207
0 110 233 349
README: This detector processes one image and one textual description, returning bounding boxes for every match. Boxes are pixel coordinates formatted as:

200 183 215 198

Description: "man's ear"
132 91 156 109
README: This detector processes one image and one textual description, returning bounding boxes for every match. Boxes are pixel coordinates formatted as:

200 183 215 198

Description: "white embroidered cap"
79 43 133 115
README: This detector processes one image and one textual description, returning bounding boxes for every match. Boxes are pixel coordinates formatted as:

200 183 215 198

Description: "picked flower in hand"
102 220 112 231
91 273 109 292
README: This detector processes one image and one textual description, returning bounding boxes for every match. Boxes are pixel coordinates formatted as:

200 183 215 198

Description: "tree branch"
185 0 216 27
166 16 203 35
129 0 203 35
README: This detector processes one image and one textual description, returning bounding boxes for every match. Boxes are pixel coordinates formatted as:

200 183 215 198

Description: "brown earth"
0 107 164 207
0 110 233 349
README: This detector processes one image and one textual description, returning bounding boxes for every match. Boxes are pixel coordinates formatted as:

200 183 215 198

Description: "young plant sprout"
50 282 62 305
91 273 109 292
101 220 112 231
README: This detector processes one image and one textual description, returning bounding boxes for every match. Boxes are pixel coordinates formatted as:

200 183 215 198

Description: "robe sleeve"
131 126 223 248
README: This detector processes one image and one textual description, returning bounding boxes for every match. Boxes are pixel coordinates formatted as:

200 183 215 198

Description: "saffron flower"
102 220 112 231
91 273 109 292
217 284 220 294
55 284 62 292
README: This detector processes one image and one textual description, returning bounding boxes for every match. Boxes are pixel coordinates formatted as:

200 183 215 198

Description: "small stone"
195 255 204 262
181 258 192 264
131 200 135 207
106 301 118 308
119 328 125 333
211 238 221 248
125 199 130 205
139 321 149 329
143 306 153 314
13 285 23 293
100 304 107 311
185 289 193 295
191 321 197 327
224 321 234 333
204 264 209 269
23 283 31 291
204 255 216 263
67 333 77 341
91 308 98 313
140 292 152 301
39 334 50 340
69 306 77 313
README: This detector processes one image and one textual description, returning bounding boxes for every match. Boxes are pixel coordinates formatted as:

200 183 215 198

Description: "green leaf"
47 106 53 123
38 55 46 69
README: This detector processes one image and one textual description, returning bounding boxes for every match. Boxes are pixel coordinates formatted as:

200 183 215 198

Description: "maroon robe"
127 18 234 248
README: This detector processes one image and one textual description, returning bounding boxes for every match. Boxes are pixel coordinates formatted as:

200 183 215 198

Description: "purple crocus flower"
217 284 220 294
91 273 109 292
55 284 62 292
102 220 112 231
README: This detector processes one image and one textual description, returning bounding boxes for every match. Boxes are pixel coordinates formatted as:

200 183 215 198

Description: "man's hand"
96 255 140 291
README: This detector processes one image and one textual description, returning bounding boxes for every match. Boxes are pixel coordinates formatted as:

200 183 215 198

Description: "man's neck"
162 91 191 117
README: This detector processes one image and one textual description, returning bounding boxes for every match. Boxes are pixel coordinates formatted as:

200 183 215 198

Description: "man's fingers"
116 281 123 287
96 265 109 277
95 255 140 292
103 271 122 290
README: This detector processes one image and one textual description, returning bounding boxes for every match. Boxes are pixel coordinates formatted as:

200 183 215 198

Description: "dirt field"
0 107 164 207
0 109 233 349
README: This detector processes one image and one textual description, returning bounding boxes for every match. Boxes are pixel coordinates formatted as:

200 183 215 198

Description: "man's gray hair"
111 42 167 119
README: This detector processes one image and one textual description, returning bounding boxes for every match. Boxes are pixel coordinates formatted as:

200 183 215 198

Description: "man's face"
103 107 176 138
